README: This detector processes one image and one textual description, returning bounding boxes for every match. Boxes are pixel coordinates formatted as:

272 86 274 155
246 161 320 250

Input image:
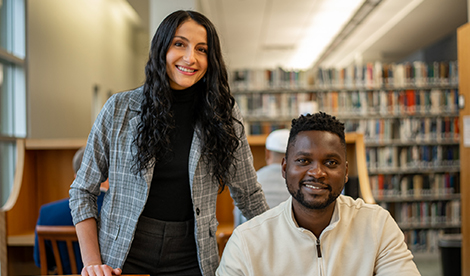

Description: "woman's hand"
81 264 122 276
76 219 120 275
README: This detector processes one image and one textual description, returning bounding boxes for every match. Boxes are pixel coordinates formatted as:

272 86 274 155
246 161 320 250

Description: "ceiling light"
288 0 365 69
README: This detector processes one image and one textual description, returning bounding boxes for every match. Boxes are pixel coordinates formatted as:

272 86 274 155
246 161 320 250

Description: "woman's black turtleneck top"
141 85 198 221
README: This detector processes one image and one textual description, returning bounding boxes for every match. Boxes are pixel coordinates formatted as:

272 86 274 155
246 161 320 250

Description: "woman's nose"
183 49 196 64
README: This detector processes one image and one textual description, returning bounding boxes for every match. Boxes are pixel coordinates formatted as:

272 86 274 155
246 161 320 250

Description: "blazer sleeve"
69 95 114 225
227 103 269 220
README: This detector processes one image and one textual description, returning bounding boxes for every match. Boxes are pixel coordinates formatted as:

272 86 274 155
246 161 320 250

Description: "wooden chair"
36 225 79 275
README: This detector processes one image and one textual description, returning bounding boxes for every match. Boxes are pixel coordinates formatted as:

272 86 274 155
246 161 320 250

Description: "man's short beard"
288 185 341 210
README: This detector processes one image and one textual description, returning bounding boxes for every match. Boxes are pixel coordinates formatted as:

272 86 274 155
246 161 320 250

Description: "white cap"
265 129 290 153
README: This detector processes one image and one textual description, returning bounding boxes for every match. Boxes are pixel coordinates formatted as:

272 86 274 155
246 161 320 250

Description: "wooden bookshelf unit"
0 138 86 275
457 22 470 276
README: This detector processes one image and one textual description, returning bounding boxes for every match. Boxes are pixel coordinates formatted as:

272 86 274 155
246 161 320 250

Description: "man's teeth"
305 184 320 189
177 66 195 73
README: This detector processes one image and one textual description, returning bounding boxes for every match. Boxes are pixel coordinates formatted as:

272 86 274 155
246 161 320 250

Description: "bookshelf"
231 61 461 256
457 22 470 276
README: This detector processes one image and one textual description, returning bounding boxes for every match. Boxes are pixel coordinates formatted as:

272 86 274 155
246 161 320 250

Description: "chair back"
36 225 79 275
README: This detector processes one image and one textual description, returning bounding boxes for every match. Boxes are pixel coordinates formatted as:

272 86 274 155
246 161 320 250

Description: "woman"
69 10 269 276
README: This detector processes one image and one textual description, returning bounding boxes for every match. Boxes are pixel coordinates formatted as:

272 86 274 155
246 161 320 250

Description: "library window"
0 0 26 208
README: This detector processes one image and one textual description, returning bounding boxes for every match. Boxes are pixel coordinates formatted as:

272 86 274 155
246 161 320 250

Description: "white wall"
149 0 198 36
27 0 149 139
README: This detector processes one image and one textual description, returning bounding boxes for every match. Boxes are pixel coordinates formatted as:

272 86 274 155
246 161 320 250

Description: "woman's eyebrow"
173 35 189 42
173 35 207 46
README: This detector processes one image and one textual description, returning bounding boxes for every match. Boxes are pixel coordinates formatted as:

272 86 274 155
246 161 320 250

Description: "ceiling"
320 0 468 68
128 0 468 71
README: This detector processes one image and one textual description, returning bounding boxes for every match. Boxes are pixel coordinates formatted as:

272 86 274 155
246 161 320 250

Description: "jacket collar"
287 195 342 237
128 86 144 112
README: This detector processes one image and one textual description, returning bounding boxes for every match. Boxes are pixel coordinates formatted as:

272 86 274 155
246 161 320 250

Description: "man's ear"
345 161 349 183
281 157 287 179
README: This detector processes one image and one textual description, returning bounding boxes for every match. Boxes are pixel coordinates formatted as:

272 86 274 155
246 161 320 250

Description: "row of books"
345 117 460 143
404 230 450 253
229 61 458 91
244 122 289 136
366 145 460 171
370 173 460 199
235 89 459 122
394 200 460 228
235 92 313 119
244 117 461 140
316 88 459 116
313 61 458 89
230 68 311 91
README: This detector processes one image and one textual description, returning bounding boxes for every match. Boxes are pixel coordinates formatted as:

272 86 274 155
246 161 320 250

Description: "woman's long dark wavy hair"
133 10 242 191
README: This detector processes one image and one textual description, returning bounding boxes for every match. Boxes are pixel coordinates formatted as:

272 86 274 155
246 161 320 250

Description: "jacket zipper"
316 239 322 276
316 239 322 257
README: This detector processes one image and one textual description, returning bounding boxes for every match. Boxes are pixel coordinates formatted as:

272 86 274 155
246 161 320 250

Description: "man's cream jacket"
217 195 421 276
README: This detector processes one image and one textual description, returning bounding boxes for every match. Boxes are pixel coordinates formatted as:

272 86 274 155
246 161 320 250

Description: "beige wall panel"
27 0 148 139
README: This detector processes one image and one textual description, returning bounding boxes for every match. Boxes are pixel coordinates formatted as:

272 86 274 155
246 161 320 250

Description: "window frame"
0 0 26 209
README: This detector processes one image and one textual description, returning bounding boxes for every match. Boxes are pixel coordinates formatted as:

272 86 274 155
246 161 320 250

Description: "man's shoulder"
338 195 381 208
256 164 284 185
38 198 74 226
41 198 70 210
337 195 389 218
256 163 282 174
235 200 288 233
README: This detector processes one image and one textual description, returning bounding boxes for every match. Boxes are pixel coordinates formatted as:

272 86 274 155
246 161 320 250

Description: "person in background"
69 10 268 276
34 146 107 274
234 129 291 226
217 112 421 276
255 129 291 207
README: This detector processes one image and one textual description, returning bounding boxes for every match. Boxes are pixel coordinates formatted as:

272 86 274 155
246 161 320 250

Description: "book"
413 175 424 198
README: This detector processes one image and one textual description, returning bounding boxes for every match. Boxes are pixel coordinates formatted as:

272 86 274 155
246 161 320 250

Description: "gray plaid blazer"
69 86 269 276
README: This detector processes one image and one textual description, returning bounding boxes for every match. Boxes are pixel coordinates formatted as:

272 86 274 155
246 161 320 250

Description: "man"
257 129 291 208
33 146 107 274
234 129 291 226
217 112 420 275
